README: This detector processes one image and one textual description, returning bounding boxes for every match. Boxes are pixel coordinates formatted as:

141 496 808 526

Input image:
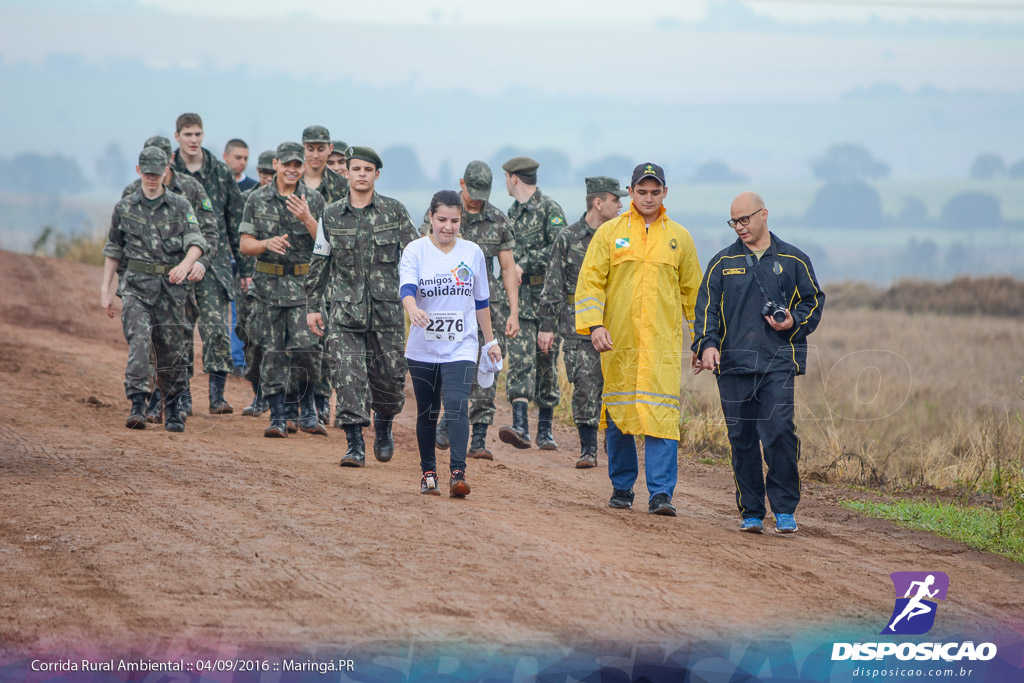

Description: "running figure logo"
881 571 949 635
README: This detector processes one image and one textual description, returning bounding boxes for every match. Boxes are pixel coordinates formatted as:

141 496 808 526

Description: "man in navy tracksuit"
692 191 824 535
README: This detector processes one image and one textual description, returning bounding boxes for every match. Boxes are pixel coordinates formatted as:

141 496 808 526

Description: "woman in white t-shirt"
400 190 503 497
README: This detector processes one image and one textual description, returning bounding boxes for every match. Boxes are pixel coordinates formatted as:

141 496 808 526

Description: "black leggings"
407 359 475 473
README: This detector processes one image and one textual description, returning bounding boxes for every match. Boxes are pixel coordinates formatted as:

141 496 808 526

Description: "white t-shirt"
400 236 490 363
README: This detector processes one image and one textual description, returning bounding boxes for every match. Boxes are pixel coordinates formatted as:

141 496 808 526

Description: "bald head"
731 191 765 215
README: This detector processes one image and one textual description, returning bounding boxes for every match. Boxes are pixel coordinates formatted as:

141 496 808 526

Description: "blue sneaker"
739 517 764 534
774 513 798 534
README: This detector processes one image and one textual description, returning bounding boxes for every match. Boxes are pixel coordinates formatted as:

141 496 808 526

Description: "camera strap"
744 238 787 304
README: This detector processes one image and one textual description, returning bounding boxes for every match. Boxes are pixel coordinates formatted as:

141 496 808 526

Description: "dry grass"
829 276 1024 317
32 225 107 266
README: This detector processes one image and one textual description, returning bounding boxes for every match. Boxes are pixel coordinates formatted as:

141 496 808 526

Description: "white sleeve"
399 239 420 290
473 244 490 302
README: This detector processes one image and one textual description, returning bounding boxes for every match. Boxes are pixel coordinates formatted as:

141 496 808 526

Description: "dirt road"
1 251 1021 653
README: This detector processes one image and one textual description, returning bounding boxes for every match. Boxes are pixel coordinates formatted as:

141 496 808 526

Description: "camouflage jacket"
309 167 348 207
306 191 417 331
239 180 326 308
508 188 566 319
122 171 218 274
172 147 247 284
538 214 597 338
238 184 261 277
418 201 516 306
102 190 208 307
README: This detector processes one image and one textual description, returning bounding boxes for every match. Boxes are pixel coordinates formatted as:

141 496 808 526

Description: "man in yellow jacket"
575 162 701 515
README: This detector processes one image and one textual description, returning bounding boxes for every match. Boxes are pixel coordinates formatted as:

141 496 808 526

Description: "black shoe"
314 394 330 427
575 424 598 468
164 393 186 433
449 469 471 498
373 413 394 462
208 371 234 414
435 415 450 450
536 407 558 450
126 393 148 430
420 470 441 496
498 401 531 449
145 389 163 424
608 488 634 509
298 386 327 436
467 423 493 460
263 392 287 438
648 493 677 517
340 425 366 467
241 380 261 417
180 388 193 417
285 393 299 433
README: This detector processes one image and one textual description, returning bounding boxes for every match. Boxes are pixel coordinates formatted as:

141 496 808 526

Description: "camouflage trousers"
468 297 509 425
121 293 190 399
235 289 261 385
327 326 407 426
314 299 333 398
192 274 234 375
506 316 561 409
251 301 321 397
562 337 604 427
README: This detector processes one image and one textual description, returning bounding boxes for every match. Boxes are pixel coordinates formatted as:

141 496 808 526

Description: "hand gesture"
265 234 290 255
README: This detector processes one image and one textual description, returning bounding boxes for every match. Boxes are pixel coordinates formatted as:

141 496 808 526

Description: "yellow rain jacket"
574 203 701 440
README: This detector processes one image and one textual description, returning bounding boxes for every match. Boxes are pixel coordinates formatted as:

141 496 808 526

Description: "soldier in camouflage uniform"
326 140 348 178
172 112 246 415
538 177 625 468
301 126 349 426
121 135 219 424
100 146 209 433
238 150 276 418
239 142 327 438
306 146 418 467
497 156 567 452
419 161 521 459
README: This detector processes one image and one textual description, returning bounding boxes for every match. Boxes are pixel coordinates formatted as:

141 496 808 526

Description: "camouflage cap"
143 135 173 158
139 146 169 174
347 145 383 169
256 150 276 171
502 156 540 175
301 125 331 144
276 141 305 164
331 141 348 156
462 160 492 201
585 176 628 198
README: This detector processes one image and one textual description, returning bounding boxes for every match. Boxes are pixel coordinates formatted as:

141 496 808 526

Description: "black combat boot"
263 393 287 438
298 385 327 436
575 424 598 469
241 379 261 417
373 413 394 462
180 387 193 416
499 400 531 449
145 389 163 424
467 423 493 460
314 394 330 427
435 413 450 450
285 393 299 433
208 371 234 414
126 393 148 430
164 393 186 433
535 407 558 451
340 425 366 467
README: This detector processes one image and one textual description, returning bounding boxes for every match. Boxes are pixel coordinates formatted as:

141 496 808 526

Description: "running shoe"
420 471 441 496
740 517 764 534
449 469 471 498
774 513 799 534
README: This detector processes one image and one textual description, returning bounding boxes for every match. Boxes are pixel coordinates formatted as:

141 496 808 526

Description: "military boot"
499 400 531 449
164 393 186 433
241 379 262 417
208 371 234 414
298 386 327 436
263 393 287 438
340 425 366 467
467 423 493 460
373 413 394 462
314 394 330 427
285 393 299 433
435 413 450 450
575 424 598 469
536 407 559 451
126 393 148 430
179 387 193 417
145 389 163 424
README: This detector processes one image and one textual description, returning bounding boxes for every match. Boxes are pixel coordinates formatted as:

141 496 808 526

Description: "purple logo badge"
881 571 950 635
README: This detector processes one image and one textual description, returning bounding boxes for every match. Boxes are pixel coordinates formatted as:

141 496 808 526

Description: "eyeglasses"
727 209 763 229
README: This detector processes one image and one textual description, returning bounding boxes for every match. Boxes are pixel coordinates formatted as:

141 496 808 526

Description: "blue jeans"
605 415 679 500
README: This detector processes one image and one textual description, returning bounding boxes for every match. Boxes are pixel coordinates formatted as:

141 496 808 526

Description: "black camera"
761 300 788 323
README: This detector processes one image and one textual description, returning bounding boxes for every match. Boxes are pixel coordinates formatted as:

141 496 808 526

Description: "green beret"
502 156 540 175
301 125 331 144
143 135 172 158
585 176 628 198
331 141 348 155
256 150 276 171
347 145 382 169
276 141 305 164
138 146 169 174
463 160 492 201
